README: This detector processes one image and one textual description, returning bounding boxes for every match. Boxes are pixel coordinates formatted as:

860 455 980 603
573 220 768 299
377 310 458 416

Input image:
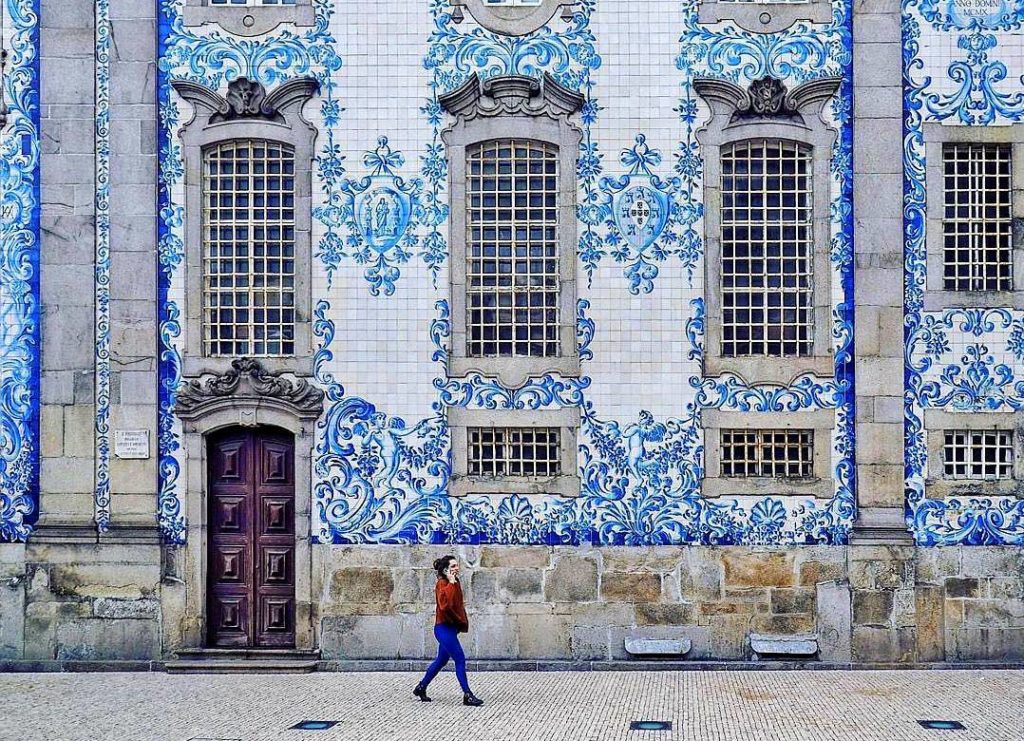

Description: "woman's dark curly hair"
433 555 457 578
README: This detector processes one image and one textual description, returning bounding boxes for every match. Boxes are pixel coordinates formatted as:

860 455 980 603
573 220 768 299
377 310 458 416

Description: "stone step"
165 659 318 674
175 648 319 660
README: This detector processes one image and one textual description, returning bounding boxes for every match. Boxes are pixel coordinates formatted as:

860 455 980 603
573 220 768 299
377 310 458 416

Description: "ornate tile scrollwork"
903 0 1024 544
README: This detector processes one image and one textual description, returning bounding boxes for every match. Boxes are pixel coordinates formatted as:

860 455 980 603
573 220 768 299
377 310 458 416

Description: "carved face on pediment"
449 0 575 36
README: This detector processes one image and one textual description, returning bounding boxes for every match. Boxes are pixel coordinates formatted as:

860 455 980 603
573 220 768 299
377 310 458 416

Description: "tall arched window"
720 138 814 359
203 139 297 358
466 138 560 360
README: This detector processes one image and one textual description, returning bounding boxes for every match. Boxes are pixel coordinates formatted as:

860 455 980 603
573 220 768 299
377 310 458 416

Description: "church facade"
0 0 1023 667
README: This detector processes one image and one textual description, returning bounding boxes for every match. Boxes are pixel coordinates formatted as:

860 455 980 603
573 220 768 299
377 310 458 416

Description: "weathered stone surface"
749 633 818 657
570 625 610 661
915 586 944 662
853 591 894 627
723 552 794 589
544 555 598 603
816 581 852 662
467 615 518 659
54 619 159 661
770 589 815 615
479 546 550 569
328 568 394 610
518 614 571 659
92 598 159 620
600 573 662 603
636 603 695 626
624 636 691 656
944 577 980 599
751 615 816 635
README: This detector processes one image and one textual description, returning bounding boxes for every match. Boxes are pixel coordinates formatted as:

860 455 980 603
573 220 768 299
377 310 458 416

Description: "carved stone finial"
741 76 793 117
173 76 321 127
175 358 324 420
439 72 585 123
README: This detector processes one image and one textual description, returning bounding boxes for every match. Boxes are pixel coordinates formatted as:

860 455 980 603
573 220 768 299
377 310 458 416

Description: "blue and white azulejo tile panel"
903 0 1024 544
0 0 41 542
156 0 857 546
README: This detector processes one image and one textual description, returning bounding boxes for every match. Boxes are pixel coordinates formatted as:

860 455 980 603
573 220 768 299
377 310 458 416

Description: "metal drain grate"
290 721 339 731
630 720 673 731
918 720 965 731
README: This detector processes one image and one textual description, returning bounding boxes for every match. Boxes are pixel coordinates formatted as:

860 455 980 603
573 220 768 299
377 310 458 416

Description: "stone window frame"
171 77 319 380
449 0 575 36
183 0 315 37
697 0 833 34
440 73 584 388
172 359 325 652
923 123 1024 312
448 407 580 498
923 409 1024 498
702 409 834 498
694 76 841 385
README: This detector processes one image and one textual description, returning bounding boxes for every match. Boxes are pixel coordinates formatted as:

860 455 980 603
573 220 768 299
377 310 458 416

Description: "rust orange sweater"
435 578 469 633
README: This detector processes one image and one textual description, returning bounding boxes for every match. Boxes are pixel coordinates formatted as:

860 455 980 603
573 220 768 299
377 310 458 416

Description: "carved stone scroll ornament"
692 75 843 124
449 0 576 36
171 76 321 126
439 73 585 124
175 358 324 420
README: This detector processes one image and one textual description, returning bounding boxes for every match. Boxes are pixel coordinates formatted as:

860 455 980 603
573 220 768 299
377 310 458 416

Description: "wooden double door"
207 427 296 648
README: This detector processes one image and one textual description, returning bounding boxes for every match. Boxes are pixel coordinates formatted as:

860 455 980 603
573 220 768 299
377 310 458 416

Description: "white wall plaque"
114 430 151 460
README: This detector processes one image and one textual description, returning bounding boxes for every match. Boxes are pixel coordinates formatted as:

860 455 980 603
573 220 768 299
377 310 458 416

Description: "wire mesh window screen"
203 139 296 357
720 139 814 357
942 143 1013 292
468 427 562 477
466 139 560 358
721 428 814 478
943 430 1014 480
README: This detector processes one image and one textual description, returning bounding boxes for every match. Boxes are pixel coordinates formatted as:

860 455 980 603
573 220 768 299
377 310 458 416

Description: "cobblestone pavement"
1 669 1021 741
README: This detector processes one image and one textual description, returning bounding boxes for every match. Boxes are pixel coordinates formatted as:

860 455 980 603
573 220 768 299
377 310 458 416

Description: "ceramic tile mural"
0 0 40 542
903 0 1024 544
154 0 857 546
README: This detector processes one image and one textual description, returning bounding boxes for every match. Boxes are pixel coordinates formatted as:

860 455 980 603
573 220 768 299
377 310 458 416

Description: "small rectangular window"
720 139 814 358
468 427 561 478
203 139 296 357
466 139 560 359
484 0 542 5
942 143 1012 292
943 430 1014 480
721 429 814 478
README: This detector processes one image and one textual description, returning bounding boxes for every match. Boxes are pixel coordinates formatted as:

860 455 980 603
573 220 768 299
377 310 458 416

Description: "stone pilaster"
35 0 98 540
106 0 160 536
851 0 910 543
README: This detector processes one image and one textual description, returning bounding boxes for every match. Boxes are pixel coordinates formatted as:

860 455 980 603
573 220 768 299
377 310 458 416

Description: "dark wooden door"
207 427 296 648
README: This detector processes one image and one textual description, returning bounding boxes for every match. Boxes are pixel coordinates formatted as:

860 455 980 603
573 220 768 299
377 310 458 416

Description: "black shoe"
463 692 483 707
413 684 432 702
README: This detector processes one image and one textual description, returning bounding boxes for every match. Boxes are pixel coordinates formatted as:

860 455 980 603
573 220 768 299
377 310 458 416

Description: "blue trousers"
419 623 471 694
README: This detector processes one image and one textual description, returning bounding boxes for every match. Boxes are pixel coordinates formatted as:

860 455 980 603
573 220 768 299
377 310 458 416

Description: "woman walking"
413 555 484 706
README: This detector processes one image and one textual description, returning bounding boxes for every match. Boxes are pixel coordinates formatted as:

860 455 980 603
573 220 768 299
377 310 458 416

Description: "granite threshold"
2 659 1022 673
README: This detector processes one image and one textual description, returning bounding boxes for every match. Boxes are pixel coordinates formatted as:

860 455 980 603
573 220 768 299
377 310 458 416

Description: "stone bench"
624 636 692 658
749 633 819 660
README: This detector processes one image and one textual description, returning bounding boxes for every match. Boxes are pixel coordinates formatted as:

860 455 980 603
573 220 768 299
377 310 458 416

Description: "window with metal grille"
466 139 560 359
942 143 1013 292
720 139 814 357
484 0 542 5
943 430 1014 480
468 427 561 477
203 139 296 357
721 429 814 478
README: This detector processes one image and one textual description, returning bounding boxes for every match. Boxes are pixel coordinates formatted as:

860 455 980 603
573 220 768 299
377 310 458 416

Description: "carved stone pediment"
693 75 842 124
171 76 320 127
439 73 585 125
175 358 324 421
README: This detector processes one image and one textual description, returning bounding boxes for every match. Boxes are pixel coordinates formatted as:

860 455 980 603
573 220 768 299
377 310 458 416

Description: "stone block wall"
0 543 163 663
317 545 1024 665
